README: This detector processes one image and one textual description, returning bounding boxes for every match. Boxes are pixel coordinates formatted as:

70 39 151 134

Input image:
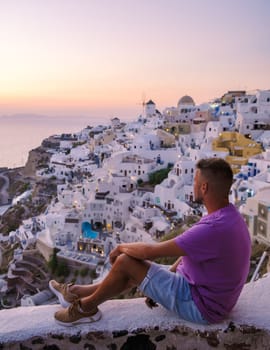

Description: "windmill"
137 92 147 117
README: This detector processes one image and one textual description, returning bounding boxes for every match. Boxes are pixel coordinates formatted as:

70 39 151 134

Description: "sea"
0 114 114 169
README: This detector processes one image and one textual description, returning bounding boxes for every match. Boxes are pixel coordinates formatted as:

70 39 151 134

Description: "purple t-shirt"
174 203 251 323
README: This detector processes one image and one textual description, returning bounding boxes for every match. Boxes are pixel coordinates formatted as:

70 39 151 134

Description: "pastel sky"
0 0 269 118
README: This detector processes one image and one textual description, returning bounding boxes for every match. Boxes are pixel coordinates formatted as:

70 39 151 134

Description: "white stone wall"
1 275 270 350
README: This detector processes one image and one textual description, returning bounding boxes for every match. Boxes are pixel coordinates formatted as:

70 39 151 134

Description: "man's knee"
115 252 135 268
114 253 150 284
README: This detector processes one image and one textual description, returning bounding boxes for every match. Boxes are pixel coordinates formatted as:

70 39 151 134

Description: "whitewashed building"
235 90 270 138
240 186 270 245
154 157 195 216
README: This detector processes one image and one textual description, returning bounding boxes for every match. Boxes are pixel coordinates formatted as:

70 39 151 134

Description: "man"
50 158 251 326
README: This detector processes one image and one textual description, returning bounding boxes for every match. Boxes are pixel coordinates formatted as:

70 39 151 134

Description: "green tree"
56 261 70 277
80 267 89 278
89 269 98 280
137 178 143 186
48 248 58 273
148 167 172 185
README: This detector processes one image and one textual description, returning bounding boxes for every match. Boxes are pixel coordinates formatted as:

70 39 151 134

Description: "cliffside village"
0 89 270 308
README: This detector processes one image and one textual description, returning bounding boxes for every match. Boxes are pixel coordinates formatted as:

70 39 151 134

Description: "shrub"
56 261 70 277
80 267 89 277
137 178 143 186
148 167 171 185
48 248 58 273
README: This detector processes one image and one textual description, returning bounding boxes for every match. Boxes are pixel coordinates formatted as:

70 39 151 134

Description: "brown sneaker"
54 300 102 326
49 280 79 308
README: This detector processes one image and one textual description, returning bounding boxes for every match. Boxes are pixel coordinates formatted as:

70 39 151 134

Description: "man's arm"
109 239 186 265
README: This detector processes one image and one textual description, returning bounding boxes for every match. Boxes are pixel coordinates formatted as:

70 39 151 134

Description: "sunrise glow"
0 0 269 117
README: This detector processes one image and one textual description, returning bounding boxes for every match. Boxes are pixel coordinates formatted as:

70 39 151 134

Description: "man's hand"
170 256 182 273
145 297 158 309
109 245 122 265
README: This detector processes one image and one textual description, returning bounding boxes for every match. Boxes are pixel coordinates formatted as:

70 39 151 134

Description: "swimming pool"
82 222 99 239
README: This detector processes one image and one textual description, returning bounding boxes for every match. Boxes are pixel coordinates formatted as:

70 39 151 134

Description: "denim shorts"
138 262 208 325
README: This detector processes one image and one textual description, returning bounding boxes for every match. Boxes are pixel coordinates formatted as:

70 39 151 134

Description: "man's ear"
201 182 208 194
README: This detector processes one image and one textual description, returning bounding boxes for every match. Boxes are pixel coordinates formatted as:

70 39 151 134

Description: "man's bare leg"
69 256 180 301
80 253 150 312
70 283 101 298
53 253 151 325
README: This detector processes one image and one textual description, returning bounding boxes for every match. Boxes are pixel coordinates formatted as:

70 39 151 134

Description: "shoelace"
61 282 74 295
61 283 68 293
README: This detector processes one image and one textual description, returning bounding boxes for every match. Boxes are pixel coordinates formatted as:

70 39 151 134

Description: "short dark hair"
196 158 233 196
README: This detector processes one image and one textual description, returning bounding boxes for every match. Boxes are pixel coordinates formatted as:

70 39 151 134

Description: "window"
258 203 268 220
257 220 267 237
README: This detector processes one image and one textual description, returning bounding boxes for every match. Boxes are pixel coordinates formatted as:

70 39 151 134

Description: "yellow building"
212 132 263 173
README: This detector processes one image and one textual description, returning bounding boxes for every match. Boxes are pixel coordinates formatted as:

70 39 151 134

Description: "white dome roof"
177 95 195 107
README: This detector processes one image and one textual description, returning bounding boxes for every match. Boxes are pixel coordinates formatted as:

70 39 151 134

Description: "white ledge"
0 274 270 343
